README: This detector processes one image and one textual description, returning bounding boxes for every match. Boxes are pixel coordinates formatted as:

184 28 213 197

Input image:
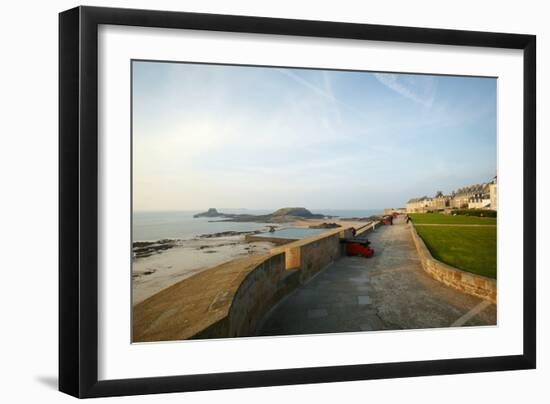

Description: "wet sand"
132 235 275 305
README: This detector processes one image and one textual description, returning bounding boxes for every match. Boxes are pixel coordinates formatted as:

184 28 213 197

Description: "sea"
132 209 383 241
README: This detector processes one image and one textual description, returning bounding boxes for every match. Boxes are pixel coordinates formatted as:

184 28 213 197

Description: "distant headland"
193 207 326 223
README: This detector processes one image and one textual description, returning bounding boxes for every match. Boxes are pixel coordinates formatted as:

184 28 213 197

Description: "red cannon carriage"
341 235 374 258
381 215 393 225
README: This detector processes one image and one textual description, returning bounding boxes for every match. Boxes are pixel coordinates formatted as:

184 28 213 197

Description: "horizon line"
132 207 388 213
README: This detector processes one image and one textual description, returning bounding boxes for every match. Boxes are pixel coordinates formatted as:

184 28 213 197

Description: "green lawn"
410 213 497 225
415 225 497 279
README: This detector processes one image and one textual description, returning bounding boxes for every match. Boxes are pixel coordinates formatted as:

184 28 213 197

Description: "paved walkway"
259 217 496 336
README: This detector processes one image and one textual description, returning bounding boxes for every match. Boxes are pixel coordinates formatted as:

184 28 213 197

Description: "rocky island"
193 208 222 218
193 207 327 223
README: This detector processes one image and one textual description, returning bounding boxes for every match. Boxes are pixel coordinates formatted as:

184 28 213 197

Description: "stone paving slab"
357 296 372 305
308 308 329 319
259 217 497 336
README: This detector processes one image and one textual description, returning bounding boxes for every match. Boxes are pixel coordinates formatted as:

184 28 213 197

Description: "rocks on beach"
309 222 341 229
197 230 262 239
133 240 178 258
132 232 276 305
133 229 272 259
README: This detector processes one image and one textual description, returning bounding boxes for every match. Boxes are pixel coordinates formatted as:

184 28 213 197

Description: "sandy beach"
132 217 371 305
132 235 276 305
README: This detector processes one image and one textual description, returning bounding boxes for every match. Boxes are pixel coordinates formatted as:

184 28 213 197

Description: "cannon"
340 236 374 258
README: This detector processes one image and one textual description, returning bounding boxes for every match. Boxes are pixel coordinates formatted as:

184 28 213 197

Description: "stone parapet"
355 221 379 236
133 225 356 342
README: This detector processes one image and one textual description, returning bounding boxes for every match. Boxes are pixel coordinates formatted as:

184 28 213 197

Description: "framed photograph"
59 6 536 398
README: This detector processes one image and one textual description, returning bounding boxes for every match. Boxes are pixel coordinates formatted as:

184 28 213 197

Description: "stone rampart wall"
134 226 352 342
409 224 496 303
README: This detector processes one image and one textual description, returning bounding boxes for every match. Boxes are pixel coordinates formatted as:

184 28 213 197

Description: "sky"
132 61 496 211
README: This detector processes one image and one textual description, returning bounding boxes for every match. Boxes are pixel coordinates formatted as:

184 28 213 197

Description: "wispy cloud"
132 61 495 210
374 73 437 108
275 68 364 118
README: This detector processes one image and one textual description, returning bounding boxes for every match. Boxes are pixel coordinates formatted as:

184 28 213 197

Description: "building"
406 176 497 213
405 194 450 213
430 192 450 210
468 194 491 209
451 183 487 209
406 196 429 213
489 177 497 210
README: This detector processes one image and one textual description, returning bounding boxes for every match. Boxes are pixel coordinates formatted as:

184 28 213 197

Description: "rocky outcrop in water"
271 207 324 218
193 208 222 218
196 207 326 223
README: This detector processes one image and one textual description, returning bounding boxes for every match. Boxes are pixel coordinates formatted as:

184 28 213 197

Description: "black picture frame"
59 5 536 398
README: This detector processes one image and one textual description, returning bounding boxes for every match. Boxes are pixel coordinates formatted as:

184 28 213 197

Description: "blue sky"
132 61 496 211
